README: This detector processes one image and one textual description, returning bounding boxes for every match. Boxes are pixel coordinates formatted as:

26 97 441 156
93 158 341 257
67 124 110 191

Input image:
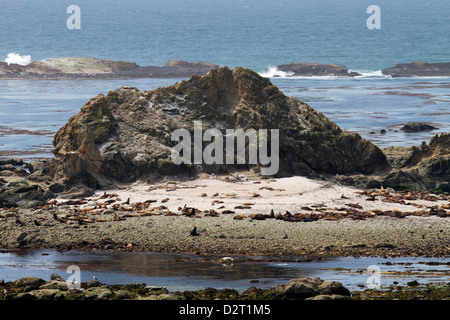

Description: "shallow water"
0 249 448 292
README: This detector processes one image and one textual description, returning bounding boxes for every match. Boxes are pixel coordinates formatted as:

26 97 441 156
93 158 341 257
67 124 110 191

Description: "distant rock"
117 60 219 78
0 57 218 79
0 57 137 77
382 61 450 77
400 122 438 132
33 57 138 74
164 60 218 69
274 62 361 77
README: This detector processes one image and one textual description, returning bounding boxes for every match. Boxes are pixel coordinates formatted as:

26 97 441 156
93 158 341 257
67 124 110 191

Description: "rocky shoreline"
1 275 448 301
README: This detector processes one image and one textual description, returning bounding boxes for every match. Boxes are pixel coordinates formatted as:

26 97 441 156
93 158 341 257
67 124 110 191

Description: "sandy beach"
1 175 448 258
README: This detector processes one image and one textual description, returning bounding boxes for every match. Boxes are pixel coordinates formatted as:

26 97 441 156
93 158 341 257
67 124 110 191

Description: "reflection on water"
0 249 448 292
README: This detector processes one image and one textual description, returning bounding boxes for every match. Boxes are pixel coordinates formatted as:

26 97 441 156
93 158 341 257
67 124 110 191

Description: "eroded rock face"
48 66 388 194
349 133 450 192
400 133 450 191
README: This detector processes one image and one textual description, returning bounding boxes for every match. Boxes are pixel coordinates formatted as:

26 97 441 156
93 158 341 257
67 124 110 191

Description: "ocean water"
0 0 449 160
1 0 449 71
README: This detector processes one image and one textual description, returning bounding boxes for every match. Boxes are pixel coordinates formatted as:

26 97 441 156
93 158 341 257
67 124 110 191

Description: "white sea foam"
259 66 294 78
260 66 391 79
351 70 390 78
5 53 32 66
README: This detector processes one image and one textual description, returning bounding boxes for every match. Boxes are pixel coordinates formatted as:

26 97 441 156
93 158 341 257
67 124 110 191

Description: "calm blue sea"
1 0 449 71
0 0 449 160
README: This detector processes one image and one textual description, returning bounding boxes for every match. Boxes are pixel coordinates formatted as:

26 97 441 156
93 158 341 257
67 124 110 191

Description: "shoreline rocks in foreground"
1 275 449 300
0 275 352 301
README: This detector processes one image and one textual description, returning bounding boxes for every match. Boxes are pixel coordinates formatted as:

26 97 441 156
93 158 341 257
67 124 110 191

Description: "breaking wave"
5 53 32 66
259 66 294 78
351 70 390 78
259 65 390 79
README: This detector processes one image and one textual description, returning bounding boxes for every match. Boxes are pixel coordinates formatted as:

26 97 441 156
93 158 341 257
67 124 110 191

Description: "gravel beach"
1 175 448 258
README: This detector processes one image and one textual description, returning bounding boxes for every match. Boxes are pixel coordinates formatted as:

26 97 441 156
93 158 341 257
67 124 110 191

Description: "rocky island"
272 63 361 77
0 57 219 79
382 61 450 77
3 58 450 79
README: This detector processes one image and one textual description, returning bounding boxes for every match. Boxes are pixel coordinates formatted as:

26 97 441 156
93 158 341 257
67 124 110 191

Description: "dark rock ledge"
382 61 450 77
272 62 361 77
0 276 351 300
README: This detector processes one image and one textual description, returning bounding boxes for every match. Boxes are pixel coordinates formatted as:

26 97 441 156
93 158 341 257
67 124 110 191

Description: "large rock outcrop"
339 132 450 192
39 66 388 195
386 133 450 192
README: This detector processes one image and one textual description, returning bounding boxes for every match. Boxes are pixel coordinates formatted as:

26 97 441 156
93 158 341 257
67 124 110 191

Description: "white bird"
93 276 97 281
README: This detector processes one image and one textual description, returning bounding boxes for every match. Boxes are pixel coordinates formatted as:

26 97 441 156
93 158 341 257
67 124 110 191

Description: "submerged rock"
46 66 388 195
400 122 438 133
